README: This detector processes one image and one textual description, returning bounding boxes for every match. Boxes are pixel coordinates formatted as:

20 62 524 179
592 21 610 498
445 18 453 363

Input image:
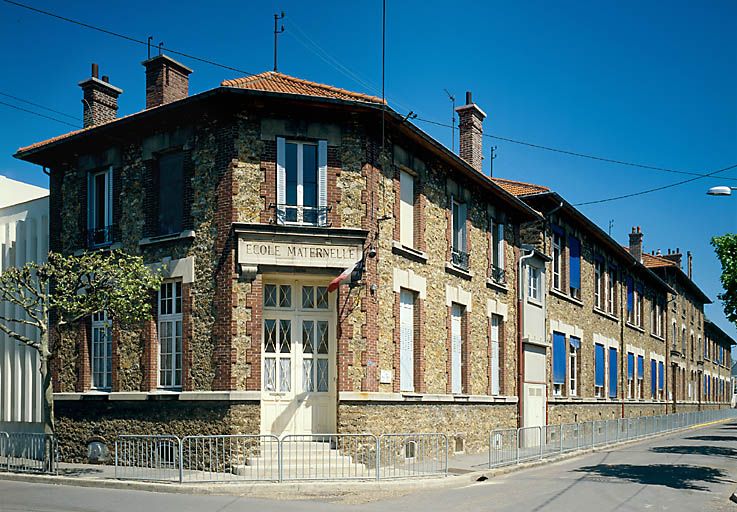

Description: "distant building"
0 175 48 433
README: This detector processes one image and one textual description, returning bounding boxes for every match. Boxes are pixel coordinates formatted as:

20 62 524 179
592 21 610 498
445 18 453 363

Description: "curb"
0 418 730 499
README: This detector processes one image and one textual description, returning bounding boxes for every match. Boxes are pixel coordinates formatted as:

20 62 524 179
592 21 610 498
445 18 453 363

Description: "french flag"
327 260 362 293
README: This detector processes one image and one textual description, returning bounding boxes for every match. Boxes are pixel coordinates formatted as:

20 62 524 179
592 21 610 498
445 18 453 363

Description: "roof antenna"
147 36 154 59
608 219 615 236
158 41 164 56
273 12 285 71
444 89 456 152
489 146 498 177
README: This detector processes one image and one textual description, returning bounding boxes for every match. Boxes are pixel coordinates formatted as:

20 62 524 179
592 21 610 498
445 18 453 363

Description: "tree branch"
0 319 39 349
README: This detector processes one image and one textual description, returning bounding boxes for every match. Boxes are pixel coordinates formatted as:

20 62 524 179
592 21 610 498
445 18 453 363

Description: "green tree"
712 234 737 323
0 250 161 438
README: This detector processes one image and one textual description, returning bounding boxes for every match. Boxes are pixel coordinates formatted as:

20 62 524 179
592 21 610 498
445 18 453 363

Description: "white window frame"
606 267 616 315
451 196 467 255
552 231 562 291
634 287 642 327
91 311 112 390
594 259 603 309
276 138 327 226
399 170 415 249
489 215 505 283
490 314 501 395
528 266 541 301
569 344 578 397
627 352 634 399
87 166 113 247
158 280 183 389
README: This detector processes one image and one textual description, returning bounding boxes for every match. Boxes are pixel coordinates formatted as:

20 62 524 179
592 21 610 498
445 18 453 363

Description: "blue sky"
1 1 736 345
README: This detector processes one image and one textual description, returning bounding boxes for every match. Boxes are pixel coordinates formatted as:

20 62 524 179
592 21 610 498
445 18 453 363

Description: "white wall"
0 176 48 433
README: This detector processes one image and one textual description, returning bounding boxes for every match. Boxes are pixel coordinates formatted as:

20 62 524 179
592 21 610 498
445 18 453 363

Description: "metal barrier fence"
280 434 377 481
378 433 448 479
114 435 181 482
181 434 280 482
489 408 736 468
0 432 57 474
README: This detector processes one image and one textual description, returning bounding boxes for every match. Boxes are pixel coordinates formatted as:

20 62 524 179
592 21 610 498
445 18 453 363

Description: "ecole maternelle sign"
238 238 362 268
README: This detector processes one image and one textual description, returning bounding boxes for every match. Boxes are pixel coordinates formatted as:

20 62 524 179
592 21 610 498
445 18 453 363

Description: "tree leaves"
711 234 737 324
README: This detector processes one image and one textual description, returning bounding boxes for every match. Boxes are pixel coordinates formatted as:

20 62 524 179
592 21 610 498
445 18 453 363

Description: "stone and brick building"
13 57 734 461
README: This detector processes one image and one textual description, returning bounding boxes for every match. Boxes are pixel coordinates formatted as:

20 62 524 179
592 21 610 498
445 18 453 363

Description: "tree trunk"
40 353 54 436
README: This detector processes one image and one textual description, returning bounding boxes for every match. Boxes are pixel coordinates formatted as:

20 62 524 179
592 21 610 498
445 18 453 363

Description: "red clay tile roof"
642 252 678 268
221 71 385 105
492 177 550 197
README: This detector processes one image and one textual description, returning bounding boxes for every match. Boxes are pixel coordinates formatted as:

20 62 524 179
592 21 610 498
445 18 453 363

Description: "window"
528 266 541 301
609 347 618 398
650 359 657 399
490 216 505 284
552 331 566 396
595 343 605 397
399 289 415 392
450 304 465 394
594 258 604 309
451 197 468 270
637 355 644 399
552 229 563 291
156 152 185 235
568 235 581 299
681 327 686 354
91 311 112 390
651 299 664 338
87 167 113 247
569 337 580 397
490 315 501 395
634 285 643 327
658 361 664 398
276 138 327 225
399 170 415 248
704 335 708 359
158 281 183 389
606 267 616 315
301 286 329 310
627 352 634 399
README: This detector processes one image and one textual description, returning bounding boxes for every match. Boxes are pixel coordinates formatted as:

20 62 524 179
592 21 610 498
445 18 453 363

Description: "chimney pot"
629 225 644 263
79 67 123 128
455 90 487 172
91 63 99 78
465 91 472 104
142 54 193 109
687 251 693 279
101 75 109 83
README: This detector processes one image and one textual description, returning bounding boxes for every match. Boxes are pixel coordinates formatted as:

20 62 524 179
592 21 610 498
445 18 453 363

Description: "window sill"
391 241 428 263
139 229 196 246
74 242 122 256
593 308 620 323
486 278 508 293
650 333 665 342
445 262 473 280
527 297 543 308
625 323 645 333
549 288 583 307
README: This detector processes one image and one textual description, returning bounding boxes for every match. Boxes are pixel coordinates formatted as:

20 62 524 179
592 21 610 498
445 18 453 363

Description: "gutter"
517 244 537 428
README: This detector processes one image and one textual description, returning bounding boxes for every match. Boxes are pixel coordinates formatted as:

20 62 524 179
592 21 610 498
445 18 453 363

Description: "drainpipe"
517 244 536 429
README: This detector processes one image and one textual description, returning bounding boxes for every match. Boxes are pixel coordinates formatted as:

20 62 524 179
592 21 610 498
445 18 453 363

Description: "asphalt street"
1 420 736 512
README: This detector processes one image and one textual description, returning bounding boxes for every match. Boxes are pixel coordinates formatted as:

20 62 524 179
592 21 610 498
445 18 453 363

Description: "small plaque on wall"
380 370 392 384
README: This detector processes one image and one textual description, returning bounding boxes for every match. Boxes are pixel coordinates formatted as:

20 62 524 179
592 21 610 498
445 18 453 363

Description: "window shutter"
497 223 505 269
399 290 415 392
595 344 605 387
626 277 634 312
637 355 644 379
658 361 664 390
552 332 566 385
568 236 581 289
106 167 114 228
651 359 657 396
490 316 500 395
276 137 286 222
318 140 328 225
627 353 634 379
609 347 618 397
459 202 467 252
87 172 94 230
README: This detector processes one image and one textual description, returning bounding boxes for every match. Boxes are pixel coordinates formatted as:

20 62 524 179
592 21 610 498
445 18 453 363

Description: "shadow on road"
573 464 731 491
651 445 737 458
57 466 107 477
684 435 737 442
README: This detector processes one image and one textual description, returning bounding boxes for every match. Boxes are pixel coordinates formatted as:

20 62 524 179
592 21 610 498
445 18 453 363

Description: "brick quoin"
360 162 380 392
141 316 158 392
111 321 121 392
414 297 426 393
336 282 355 392
392 292 401 393
244 275 263 391
76 322 90 392
181 282 193 391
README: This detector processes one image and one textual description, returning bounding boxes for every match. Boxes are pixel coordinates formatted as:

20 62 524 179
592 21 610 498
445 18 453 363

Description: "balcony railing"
451 249 470 271
490 265 506 285
85 225 116 248
272 204 331 227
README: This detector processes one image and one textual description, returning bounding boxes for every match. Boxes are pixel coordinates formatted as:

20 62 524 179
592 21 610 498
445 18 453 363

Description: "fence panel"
489 428 518 467
0 433 56 474
280 434 377 481
181 435 279 482
379 433 447 479
517 426 542 462
542 425 562 458
115 435 181 482
560 423 580 453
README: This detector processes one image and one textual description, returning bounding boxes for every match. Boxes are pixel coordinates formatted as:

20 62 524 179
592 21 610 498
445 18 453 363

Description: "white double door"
261 281 336 436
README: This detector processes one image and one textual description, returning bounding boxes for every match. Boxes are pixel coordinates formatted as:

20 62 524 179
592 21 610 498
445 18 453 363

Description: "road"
1 420 736 512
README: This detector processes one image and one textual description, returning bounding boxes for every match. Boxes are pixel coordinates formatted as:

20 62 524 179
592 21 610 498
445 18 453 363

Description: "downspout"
517 244 536 429
621 275 626 419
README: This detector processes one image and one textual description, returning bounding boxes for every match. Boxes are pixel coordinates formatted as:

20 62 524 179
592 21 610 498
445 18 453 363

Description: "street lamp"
707 186 737 196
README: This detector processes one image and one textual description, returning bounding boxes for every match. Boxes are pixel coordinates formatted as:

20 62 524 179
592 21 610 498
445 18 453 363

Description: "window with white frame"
637 355 644 399
552 331 566 396
155 152 185 236
490 314 502 395
451 197 468 270
569 337 580 397
489 215 505 284
552 230 563 291
528 266 541 301
594 343 605 398
87 167 113 247
606 267 616 315
635 285 643 327
594 258 604 309
627 352 635 399
568 235 581 299
276 138 327 226
399 289 416 392
399 170 415 248
91 311 112 390
158 281 183 389
651 299 664 338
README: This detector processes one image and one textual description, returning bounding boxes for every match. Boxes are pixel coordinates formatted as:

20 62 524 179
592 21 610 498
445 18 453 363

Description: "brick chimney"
687 251 693 278
455 91 486 172
142 54 193 109
662 248 683 268
79 63 122 128
629 226 643 263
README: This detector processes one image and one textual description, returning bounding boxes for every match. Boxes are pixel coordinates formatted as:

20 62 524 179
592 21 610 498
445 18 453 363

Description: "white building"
0 175 48 433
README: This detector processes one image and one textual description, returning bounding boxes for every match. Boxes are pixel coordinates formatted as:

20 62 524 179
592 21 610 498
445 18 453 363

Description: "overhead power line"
0 91 79 121
0 100 80 128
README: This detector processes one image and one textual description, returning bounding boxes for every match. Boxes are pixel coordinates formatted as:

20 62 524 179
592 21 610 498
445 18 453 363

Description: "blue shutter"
551 224 565 236
637 355 644 379
609 347 617 397
553 332 566 384
595 344 605 387
569 336 581 350
627 353 634 379
658 361 664 390
626 277 634 312
569 236 581 290
651 359 657 396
